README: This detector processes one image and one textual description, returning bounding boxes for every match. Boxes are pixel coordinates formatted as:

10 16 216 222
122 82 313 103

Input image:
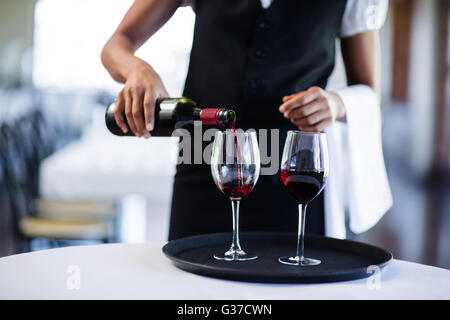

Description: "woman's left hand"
278 86 346 132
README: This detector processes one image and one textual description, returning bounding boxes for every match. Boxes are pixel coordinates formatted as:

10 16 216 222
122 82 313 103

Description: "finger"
124 89 139 136
295 118 331 133
131 88 149 138
292 109 330 128
279 87 322 113
115 91 128 133
143 89 155 132
285 98 324 120
309 119 333 132
282 94 295 102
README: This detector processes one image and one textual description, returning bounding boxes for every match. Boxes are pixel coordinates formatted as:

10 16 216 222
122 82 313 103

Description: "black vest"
169 0 348 240
183 0 347 129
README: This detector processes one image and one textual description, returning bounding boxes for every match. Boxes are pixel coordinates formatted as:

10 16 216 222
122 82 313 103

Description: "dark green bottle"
105 97 236 137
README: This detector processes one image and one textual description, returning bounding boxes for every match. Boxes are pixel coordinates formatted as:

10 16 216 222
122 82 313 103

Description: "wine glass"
279 131 329 266
210 129 260 261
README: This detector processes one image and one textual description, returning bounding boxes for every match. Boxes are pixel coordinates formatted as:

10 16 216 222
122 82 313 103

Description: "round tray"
162 232 392 283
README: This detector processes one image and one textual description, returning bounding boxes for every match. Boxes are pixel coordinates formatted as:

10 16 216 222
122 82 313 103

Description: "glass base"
278 256 321 266
214 248 258 261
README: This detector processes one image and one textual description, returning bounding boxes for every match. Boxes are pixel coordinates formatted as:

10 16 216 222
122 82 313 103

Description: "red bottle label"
200 108 221 126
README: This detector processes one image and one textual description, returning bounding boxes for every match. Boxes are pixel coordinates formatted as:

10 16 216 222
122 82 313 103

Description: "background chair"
0 108 120 253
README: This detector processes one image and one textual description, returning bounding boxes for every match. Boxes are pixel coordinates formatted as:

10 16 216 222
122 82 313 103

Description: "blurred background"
0 0 449 268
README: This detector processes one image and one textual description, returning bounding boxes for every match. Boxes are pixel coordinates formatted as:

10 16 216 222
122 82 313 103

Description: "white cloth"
326 86 393 238
0 243 449 299
329 0 392 238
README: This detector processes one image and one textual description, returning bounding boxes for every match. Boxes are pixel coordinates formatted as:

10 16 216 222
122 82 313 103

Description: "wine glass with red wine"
211 129 260 261
279 131 329 266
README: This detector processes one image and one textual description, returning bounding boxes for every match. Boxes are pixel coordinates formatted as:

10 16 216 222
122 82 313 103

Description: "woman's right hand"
115 61 169 138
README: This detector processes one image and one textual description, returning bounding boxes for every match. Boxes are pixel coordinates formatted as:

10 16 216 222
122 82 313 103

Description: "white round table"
0 243 449 300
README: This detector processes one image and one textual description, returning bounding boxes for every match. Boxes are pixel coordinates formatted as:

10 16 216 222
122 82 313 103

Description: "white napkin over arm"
330 84 393 235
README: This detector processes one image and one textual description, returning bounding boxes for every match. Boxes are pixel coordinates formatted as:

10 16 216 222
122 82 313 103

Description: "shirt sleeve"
340 0 389 38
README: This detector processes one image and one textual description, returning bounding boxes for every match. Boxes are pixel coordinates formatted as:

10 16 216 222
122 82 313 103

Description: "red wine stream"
219 125 251 199
232 125 242 189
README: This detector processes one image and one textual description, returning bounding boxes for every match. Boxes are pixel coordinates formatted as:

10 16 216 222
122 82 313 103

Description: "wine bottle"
105 97 236 137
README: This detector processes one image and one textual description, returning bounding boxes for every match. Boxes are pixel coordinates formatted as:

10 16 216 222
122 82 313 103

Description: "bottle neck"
155 97 235 126
200 108 236 127
200 108 223 126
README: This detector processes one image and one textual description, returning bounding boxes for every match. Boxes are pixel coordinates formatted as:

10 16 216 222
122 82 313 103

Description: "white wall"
379 6 393 105
0 0 37 86
32 0 195 93
408 0 438 175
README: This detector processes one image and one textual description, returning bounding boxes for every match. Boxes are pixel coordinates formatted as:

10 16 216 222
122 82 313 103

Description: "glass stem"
296 203 308 262
230 199 242 252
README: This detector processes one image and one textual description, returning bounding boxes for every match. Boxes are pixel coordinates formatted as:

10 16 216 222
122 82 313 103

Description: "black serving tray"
162 232 392 283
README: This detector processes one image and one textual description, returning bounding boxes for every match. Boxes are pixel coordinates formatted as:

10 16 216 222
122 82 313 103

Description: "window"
33 0 195 95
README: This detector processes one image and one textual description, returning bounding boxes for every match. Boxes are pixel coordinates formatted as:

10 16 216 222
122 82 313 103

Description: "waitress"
101 0 392 240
